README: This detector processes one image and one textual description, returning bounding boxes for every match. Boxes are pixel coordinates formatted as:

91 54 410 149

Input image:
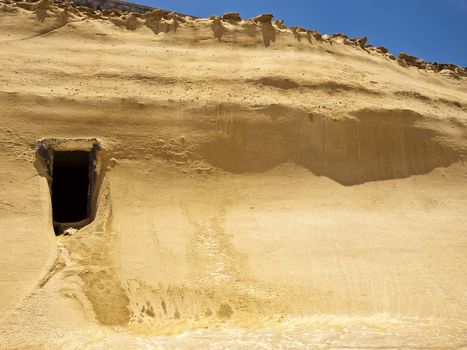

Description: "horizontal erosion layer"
1 84 464 186
196 108 464 185
1 85 464 186
13 104 460 186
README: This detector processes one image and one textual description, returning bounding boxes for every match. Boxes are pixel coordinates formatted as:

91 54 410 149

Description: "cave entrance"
52 151 91 227
36 139 102 236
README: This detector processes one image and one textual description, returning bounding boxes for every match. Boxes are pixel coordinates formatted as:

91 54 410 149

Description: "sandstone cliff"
0 1 466 348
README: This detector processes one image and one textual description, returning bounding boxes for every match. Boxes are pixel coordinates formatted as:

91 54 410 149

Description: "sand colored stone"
0 0 466 348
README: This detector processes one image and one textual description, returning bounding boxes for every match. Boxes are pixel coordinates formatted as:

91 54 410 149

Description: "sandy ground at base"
0 1 467 348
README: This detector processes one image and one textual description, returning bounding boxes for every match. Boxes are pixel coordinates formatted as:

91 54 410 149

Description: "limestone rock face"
0 0 466 349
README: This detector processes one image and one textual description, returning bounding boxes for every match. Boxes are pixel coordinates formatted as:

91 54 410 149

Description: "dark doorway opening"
35 138 102 236
52 151 91 231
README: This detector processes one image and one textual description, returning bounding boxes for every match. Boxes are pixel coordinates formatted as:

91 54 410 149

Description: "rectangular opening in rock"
51 151 91 229
36 138 102 236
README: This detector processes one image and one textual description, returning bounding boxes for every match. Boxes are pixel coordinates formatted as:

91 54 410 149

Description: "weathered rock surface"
0 0 466 349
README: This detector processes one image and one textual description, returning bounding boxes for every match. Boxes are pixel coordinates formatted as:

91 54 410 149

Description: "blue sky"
137 0 467 66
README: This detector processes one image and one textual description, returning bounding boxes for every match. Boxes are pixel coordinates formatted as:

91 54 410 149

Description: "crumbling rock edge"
1 0 465 79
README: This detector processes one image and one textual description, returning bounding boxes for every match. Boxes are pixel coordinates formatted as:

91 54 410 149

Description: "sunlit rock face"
0 0 466 349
